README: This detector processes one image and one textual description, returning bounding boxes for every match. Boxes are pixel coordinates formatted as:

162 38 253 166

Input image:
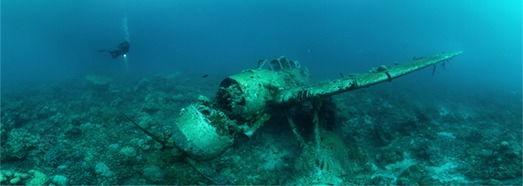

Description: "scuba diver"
98 41 130 59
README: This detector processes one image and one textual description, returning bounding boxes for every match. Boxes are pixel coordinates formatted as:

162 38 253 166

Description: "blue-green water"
1 0 521 185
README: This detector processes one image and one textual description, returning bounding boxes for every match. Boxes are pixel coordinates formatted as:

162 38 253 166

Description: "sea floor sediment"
1 73 521 185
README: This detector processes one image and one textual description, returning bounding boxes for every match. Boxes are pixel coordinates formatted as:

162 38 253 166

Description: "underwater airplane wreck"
126 51 463 184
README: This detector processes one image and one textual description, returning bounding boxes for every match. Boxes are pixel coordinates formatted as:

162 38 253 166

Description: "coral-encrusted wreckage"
129 51 463 184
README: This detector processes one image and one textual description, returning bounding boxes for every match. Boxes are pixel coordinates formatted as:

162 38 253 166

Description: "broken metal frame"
258 56 302 71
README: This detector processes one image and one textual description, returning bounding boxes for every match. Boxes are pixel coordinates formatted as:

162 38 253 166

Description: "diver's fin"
110 50 121 59
97 49 121 59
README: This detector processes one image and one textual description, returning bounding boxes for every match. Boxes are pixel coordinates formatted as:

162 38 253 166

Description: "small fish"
202 74 209 78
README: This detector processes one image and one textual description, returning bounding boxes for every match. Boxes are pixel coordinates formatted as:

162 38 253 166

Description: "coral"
9 176 22 184
396 164 436 185
94 162 114 178
375 146 405 167
26 170 50 185
142 166 165 183
0 170 31 185
42 147 66 167
0 71 520 185
51 175 68 185
2 128 39 160
466 141 522 180
119 146 138 158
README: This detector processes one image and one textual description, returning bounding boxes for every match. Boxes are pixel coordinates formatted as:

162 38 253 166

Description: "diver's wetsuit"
98 41 130 59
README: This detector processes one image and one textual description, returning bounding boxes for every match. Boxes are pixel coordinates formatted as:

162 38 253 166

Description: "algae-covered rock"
27 170 49 185
0 170 31 185
51 175 68 185
0 173 6 183
2 128 40 160
9 176 21 184
119 146 137 158
85 74 113 91
143 166 165 183
95 162 114 178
